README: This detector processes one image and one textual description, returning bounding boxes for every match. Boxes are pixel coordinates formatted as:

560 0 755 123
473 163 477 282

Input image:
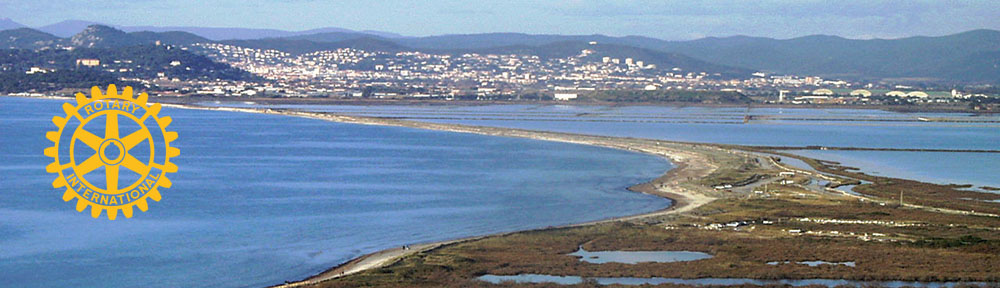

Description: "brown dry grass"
313 196 1000 287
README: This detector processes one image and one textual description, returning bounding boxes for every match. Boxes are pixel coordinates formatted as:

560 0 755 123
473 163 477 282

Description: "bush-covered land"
760 150 1000 215
0 45 255 92
578 90 751 104
0 70 138 93
307 144 1000 288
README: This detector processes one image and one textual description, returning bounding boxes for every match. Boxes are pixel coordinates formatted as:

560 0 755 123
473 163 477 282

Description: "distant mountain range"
28 19 403 40
220 36 407 55
217 35 750 76
0 18 24 31
0 24 747 77
0 25 210 49
226 29 1000 83
657 30 1000 82
451 41 752 76
2 18 998 83
0 28 59 48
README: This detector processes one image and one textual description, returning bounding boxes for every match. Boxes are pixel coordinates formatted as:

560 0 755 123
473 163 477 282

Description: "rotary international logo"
45 85 178 220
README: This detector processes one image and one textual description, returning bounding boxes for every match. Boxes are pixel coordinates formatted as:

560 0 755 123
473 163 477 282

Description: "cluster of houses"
784 88 988 104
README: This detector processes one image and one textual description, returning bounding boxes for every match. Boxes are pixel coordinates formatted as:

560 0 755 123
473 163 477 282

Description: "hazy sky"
2 0 998 40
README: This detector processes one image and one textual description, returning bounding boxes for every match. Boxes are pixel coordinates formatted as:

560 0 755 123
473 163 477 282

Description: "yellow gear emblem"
45 85 178 220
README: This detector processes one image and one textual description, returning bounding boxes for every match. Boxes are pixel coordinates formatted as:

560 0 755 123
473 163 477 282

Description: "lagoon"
0 97 672 288
211 103 1000 187
477 274 988 287
786 150 1000 189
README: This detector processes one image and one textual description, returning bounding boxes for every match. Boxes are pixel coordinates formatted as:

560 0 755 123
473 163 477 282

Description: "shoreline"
153 102 725 287
0 95 721 285
162 96 998 114
11 93 992 114
174 103 996 286
7 95 996 285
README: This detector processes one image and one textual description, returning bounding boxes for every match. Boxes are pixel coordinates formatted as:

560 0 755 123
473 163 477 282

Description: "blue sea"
211 103 1000 187
0 97 672 287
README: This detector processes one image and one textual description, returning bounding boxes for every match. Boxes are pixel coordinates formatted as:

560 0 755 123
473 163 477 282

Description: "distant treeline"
0 70 139 93
578 89 751 103
0 45 256 92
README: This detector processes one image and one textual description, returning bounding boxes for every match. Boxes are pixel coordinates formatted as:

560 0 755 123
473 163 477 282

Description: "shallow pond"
478 274 991 287
568 247 712 264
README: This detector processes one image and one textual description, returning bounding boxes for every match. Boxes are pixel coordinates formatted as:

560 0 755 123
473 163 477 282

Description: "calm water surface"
210 103 1000 187
478 274 990 287
787 150 1000 188
568 248 712 264
0 97 672 288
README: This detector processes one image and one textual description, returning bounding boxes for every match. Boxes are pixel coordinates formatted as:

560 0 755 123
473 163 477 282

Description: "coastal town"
178 43 995 106
9 39 995 109
3 1 1000 287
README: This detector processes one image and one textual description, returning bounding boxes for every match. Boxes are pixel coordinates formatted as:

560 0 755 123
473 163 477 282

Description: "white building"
26 67 51 74
554 93 578 101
